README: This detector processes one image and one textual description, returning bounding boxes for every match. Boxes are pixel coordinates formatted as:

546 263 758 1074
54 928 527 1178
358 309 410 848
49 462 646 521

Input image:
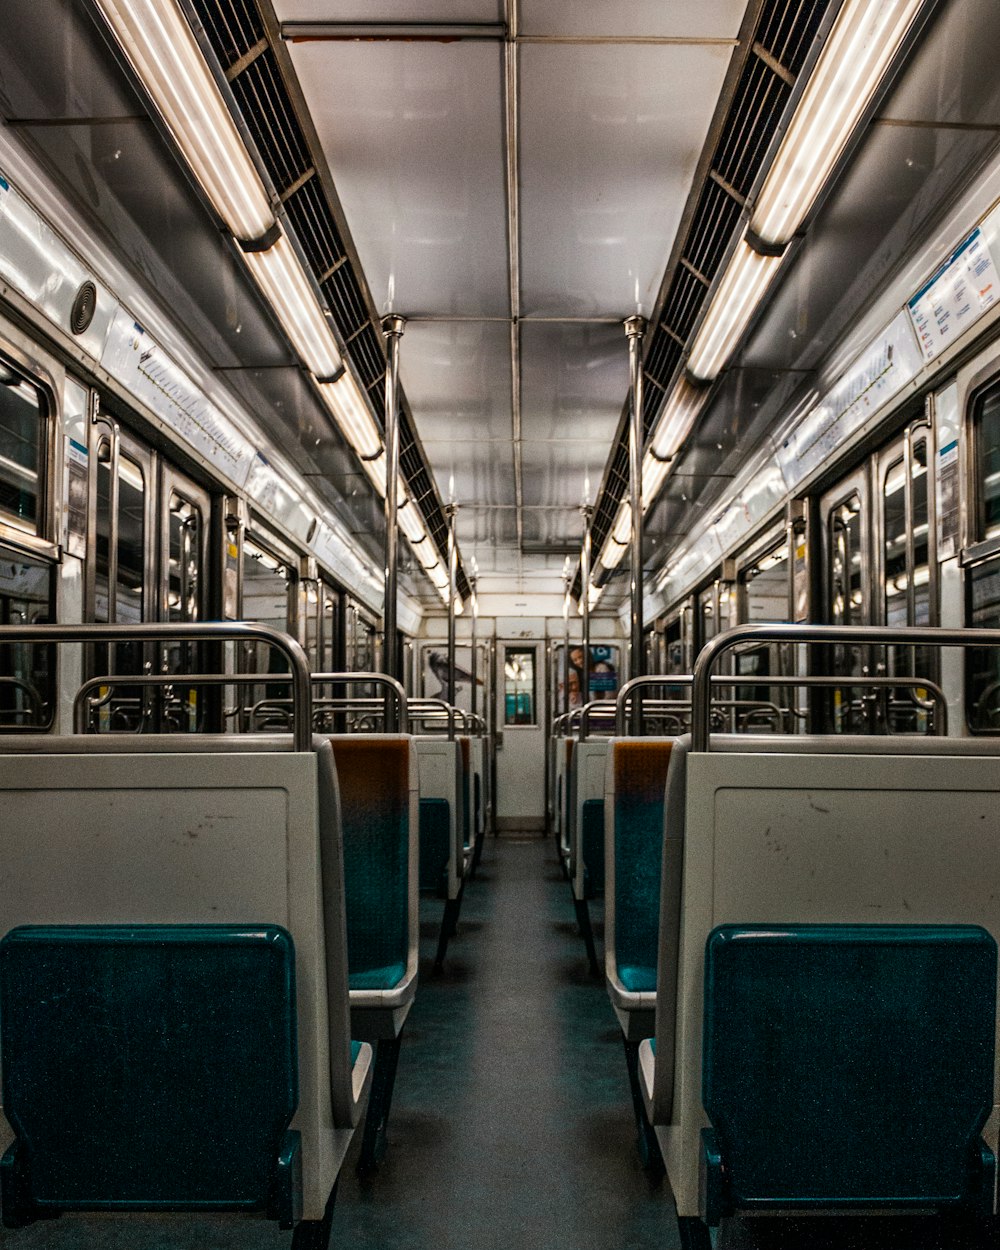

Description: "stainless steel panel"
400 321 512 443
519 41 732 317
519 321 626 441
418 450 516 509
286 40 508 316
519 0 747 39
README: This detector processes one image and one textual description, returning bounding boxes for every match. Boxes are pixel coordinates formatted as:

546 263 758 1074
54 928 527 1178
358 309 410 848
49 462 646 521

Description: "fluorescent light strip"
94 0 274 242
317 372 383 460
242 233 343 378
687 236 782 381
752 0 922 246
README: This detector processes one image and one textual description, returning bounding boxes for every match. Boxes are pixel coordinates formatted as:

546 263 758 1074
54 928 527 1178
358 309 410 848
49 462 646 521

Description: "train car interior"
2 1 1000 1247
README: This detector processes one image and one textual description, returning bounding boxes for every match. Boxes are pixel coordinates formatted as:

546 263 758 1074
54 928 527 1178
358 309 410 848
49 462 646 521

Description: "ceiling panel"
519 1 748 39
455 506 519 550
519 321 626 442
399 320 512 443
285 40 508 316
273 0 502 20
519 42 732 318
521 452 599 512
419 443 516 509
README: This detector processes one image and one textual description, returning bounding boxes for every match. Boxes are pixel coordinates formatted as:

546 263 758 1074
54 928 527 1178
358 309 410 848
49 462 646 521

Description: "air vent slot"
576 0 834 598
189 0 464 595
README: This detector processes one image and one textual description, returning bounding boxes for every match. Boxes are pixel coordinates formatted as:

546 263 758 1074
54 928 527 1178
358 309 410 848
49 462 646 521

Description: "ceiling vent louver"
573 0 833 601
189 0 468 599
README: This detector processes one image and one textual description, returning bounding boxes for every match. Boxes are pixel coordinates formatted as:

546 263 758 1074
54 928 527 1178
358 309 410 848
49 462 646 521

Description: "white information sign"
907 227 999 363
100 308 254 488
777 310 923 487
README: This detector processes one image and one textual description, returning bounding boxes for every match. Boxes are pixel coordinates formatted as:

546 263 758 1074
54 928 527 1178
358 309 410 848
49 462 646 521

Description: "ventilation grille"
575 0 832 600
189 0 468 600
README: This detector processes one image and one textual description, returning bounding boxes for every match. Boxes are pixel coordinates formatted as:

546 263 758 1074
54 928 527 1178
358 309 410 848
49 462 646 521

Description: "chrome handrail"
0 622 312 750
407 697 460 740
618 665 949 738
691 624 995 750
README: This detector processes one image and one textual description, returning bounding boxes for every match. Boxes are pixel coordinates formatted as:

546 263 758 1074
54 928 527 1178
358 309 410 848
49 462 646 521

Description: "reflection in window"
0 362 45 531
241 537 293 727
504 647 536 725
976 385 1000 541
968 559 1000 732
0 549 53 729
735 543 789 730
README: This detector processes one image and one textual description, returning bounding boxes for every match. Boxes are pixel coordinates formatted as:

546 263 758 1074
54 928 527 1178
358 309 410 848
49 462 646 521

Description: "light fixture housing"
94 0 275 243
317 372 383 461
751 0 923 247
242 233 343 378
687 234 782 382
598 500 631 572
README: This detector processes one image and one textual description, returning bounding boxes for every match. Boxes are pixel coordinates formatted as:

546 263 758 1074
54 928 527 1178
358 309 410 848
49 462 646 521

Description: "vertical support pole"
446 503 458 711
581 504 593 712
382 316 405 731
562 563 571 718
470 574 479 718
625 315 646 733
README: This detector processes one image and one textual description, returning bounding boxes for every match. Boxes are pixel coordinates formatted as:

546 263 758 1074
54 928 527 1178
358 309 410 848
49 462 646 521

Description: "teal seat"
0 924 300 1229
331 738 410 993
701 924 998 1226
419 797 451 892
613 741 673 993
581 797 604 898
349 962 406 991
618 963 656 992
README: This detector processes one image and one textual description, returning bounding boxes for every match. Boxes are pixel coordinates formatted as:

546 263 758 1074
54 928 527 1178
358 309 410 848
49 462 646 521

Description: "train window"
882 458 908 628
166 492 202 625
0 362 47 533
975 384 1000 541
698 581 732 650
240 536 296 726
830 495 864 629
735 543 790 731
664 615 685 674
967 558 1000 732
0 548 53 729
504 647 536 726
92 442 149 629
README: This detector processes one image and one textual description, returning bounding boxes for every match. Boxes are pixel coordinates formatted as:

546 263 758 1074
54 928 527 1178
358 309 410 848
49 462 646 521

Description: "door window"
504 647 536 725
0 549 53 728
0 361 47 532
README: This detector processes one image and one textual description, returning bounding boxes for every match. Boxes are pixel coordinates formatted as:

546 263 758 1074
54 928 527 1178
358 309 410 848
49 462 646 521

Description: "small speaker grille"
70 281 97 336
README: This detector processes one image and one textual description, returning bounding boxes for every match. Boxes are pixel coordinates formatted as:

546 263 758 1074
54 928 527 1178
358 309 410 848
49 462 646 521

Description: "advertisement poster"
421 644 483 713
558 644 620 710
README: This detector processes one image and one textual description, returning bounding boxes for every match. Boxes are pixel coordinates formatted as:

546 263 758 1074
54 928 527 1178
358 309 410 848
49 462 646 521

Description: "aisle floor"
1 835 677 1250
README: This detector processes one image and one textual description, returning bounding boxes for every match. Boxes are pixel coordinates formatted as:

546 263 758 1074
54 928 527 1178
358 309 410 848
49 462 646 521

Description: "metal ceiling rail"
280 24 740 48
503 0 524 556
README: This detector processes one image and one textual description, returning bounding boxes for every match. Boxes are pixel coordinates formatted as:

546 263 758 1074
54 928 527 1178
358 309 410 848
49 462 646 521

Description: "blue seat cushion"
419 797 451 891
331 739 410 985
702 924 997 1219
0 924 298 1218
618 963 656 992
613 741 673 986
349 962 406 992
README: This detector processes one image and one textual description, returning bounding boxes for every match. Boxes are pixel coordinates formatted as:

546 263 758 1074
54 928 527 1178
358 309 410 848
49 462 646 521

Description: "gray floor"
0 835 677 1249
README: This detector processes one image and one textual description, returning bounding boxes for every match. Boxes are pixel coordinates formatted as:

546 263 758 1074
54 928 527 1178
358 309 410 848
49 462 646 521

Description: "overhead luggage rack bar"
0 623 313 751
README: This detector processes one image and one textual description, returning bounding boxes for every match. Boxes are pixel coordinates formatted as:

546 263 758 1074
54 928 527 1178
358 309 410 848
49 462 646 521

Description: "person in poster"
564 645 619 710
